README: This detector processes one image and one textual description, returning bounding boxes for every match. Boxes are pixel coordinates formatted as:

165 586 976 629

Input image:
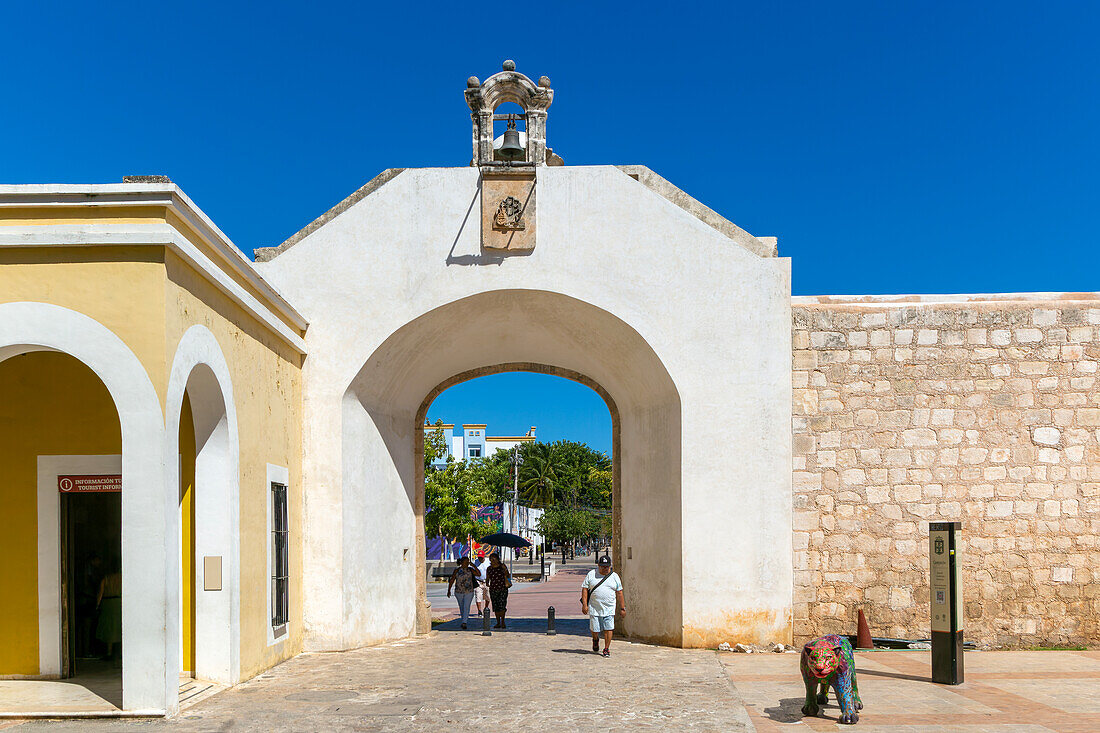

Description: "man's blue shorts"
590 614 614 633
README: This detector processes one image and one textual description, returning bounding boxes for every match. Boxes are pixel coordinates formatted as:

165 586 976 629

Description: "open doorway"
419 367 615 634
62 488 122 701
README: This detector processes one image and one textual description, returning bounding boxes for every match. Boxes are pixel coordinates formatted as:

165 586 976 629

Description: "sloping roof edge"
254 168 406 262
254 164 778 262
614 165 776 258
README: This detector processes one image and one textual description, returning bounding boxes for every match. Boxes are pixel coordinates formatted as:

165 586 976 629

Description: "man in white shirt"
580 555 625 657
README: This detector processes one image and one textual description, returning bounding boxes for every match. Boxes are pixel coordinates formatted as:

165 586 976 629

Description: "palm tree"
520 443 558 507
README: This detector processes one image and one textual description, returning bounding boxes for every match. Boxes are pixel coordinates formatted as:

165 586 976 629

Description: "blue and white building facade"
427 423 536 468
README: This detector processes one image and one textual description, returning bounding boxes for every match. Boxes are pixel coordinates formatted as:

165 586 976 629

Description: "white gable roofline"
253 165 776 263
255 169 405 263
615 166 777 258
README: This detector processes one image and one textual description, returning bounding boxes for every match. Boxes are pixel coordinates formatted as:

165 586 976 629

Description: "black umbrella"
479 532 531 549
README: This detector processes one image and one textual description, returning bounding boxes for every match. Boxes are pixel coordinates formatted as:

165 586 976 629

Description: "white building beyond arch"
0 302 170 713
165 324 241 692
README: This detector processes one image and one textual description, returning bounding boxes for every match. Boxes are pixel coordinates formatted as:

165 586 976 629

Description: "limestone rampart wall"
792 295 1100 648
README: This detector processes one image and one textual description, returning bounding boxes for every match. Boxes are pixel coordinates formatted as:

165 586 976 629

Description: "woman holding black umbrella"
485 552 512 628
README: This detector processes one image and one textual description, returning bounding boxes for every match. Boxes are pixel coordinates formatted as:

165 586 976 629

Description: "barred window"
271 482 289 629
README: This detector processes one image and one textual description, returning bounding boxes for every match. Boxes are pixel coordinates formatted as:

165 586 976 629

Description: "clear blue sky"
5 2 1097 450
427 373 613 455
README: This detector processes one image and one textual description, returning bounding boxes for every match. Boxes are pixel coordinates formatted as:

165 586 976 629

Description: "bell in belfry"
498 117 525 162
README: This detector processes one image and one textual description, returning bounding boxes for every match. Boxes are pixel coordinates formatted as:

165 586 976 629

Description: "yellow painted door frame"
180 395 197 675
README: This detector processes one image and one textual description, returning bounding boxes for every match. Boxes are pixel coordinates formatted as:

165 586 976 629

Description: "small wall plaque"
481 168 536 251
203 555 223 591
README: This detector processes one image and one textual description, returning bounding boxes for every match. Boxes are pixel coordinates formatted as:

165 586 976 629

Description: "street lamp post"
510 445 522 575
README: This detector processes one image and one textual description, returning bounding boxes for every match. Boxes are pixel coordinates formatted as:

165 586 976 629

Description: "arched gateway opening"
418 366 616 626
344 289 683 644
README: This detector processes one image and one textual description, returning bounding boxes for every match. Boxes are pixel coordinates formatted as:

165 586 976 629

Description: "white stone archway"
0 302 169 713
165 325 241 690
254 163 794 651
343 289 683 644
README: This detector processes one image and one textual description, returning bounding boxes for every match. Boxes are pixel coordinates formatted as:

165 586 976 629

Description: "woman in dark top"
485 552 512 628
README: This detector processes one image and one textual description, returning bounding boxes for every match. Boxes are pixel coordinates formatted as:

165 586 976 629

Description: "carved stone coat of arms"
494 196 525 230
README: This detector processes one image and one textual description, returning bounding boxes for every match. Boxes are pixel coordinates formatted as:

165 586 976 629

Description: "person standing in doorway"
485 552 512 628
78 553 103 657
581 555 625 657
95 555 123 665
446 556 481 629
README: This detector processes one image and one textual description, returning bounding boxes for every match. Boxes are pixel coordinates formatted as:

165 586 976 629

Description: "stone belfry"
466 60 560 251
465 59 562 167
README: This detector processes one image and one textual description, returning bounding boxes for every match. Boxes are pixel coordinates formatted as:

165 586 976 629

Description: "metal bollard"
547 606 556 635
541 556 546 581
482 607 492 636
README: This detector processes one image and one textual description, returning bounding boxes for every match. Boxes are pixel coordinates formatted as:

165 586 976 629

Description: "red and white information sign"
58 475 122 493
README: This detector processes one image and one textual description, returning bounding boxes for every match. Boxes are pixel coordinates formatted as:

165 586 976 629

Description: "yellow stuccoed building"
0 181 306 714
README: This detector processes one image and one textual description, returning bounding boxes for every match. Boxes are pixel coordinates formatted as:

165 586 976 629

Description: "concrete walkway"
17 620 753 732
723 648 1100 733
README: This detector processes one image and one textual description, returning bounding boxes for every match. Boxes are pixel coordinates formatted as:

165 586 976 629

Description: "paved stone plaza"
4 635 1098 731
14 622 753 732
724 648 1100 732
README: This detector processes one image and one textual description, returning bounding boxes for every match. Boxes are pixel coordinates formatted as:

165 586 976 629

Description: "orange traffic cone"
856 607 873 649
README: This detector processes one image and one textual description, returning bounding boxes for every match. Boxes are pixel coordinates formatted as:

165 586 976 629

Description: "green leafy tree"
424 419 450 473
540 440 612 509
506 439 613 510
586 460 613 508
424 458 496 560
535 506 575 548
536 505 606 555
467 450 512 503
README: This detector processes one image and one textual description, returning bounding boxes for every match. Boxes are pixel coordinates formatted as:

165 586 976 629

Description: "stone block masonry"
792 294 1100 648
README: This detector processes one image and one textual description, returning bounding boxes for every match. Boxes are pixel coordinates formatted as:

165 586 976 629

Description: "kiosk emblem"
934 537 944 555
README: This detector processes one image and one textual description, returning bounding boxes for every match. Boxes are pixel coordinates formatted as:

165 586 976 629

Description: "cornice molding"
0 184 308 354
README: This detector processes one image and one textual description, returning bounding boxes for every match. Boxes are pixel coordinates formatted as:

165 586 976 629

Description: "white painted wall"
256 165 792 648
486 438 530 454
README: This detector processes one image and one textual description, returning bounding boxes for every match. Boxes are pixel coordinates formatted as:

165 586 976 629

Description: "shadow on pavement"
433 616 590 637
761 697 812 723
857 667 930 683
763 697 852 725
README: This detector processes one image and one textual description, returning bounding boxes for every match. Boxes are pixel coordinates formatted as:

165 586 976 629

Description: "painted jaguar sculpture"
800 634 863 724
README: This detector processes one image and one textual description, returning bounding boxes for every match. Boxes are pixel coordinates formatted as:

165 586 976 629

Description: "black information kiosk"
929 521 963 684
